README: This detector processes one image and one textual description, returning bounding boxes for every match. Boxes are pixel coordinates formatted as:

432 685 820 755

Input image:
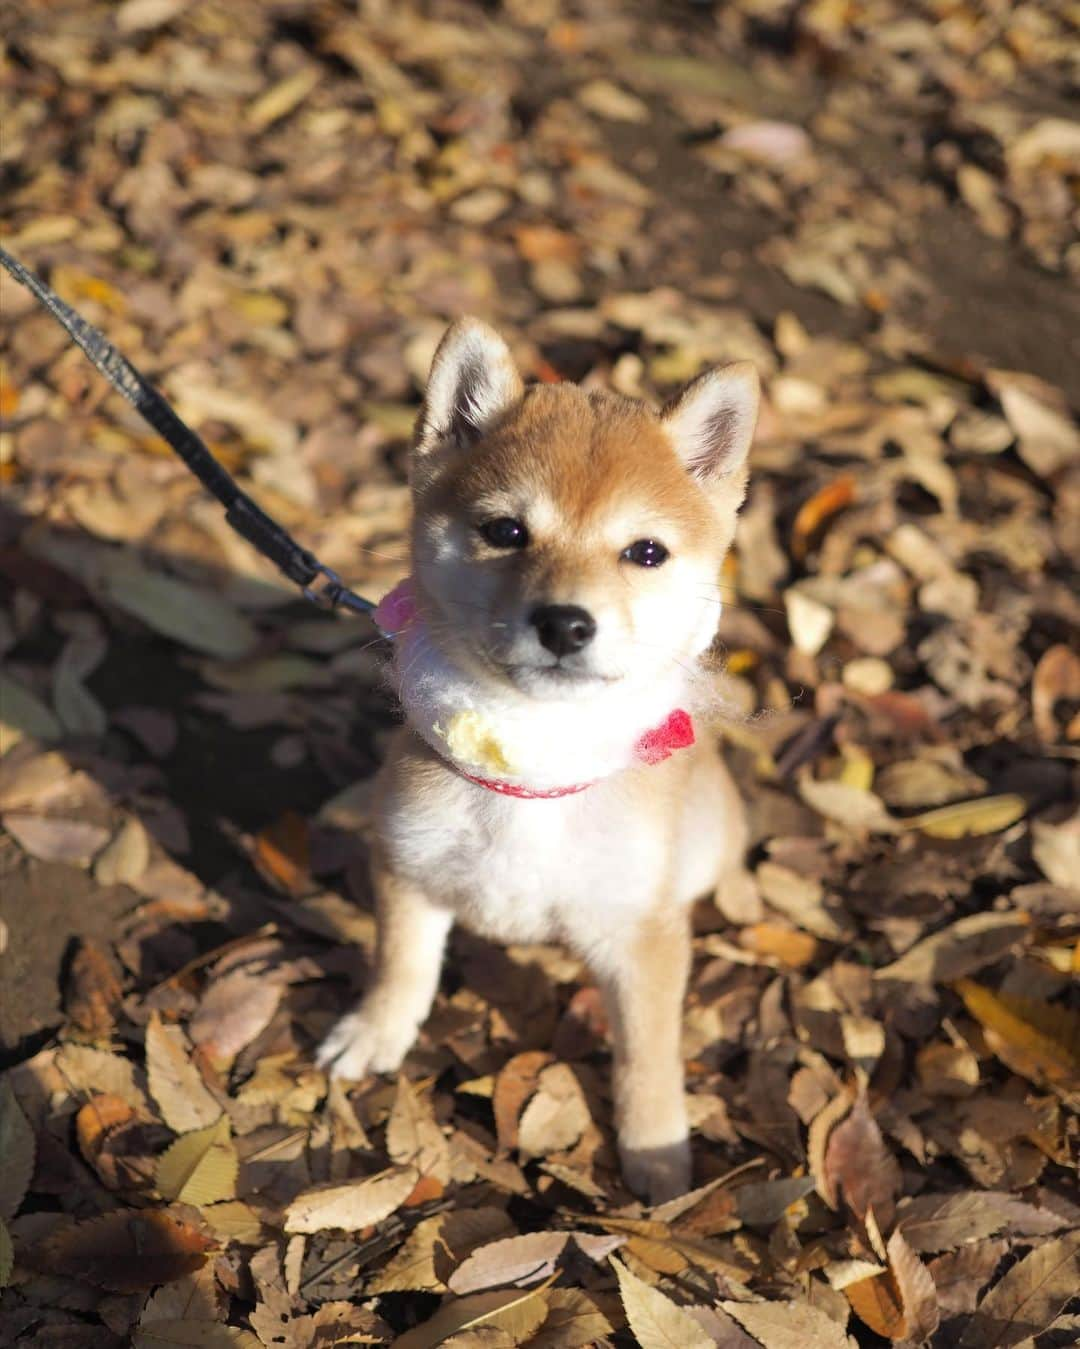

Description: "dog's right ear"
414 317 523 457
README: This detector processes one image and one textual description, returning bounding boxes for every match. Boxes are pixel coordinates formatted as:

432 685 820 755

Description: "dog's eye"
622 538 669 567
478 517 529 549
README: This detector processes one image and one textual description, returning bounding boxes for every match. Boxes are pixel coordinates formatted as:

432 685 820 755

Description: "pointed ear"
415 317 523 456
660 362 760 484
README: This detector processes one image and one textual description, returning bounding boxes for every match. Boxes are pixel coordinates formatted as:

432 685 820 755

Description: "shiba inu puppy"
318 318 759 1203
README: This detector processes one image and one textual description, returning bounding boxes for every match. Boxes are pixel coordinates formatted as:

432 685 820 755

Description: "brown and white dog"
318 318 759 1203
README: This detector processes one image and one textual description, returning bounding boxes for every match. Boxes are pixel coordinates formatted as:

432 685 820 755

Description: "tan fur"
318 319 759 1203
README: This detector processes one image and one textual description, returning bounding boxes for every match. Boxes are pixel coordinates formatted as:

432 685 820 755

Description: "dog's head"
406 318 758 701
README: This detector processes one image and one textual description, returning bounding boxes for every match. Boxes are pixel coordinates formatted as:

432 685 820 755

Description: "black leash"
0 247 378 620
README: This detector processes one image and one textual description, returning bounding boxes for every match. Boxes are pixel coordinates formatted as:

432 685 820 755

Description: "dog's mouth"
500 661 621 693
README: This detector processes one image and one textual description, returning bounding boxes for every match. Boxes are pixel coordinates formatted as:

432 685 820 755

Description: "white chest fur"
376 734 735 971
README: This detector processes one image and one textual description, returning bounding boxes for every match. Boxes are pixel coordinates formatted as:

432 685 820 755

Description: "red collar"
460 709 695 799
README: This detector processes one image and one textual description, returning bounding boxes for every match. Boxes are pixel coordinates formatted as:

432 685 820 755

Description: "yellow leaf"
155 1116 238 1205
955 980 1080 1087
905 794 1026 839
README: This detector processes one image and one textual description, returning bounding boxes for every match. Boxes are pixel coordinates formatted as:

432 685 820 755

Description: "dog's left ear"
661 362 760 485
415 317 524 456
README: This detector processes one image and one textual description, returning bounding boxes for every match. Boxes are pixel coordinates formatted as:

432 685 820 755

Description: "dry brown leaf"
284 1166 418 1234
33 1209 217 1292
896 1191 1069 1253
612 1257 714 1349
55 1042 145 1109
792 475 857 560
529 1288 615 1349
394 1280 555 1349
875 911 1030 984
155 1115 238 1205
94 816 151 887
0 1077 35 1221
1032 645 1080 743
722 1298 856 1348
64 937 124 1038
823 1089 902 1229
2 813 110 866
386 1075 451 1184
189 970 282 1070
145 1012 223 1134
1031 813 1080 889
252 811 312 897
492 1050 551 1152
516 1063 590 1158
448 1231 621 1295
796 772 899 833
846 1230 939 1343
928 1240 1010 1316
958 1229 1080 1348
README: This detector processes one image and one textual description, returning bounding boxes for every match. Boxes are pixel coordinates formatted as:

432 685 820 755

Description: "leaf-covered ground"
1 2 1078 1346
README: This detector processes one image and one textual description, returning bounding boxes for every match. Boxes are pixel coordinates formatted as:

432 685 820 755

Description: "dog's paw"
316 1007 416 1080
619 1136 692 1207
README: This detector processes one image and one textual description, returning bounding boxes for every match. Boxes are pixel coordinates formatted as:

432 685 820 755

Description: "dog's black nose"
530 604 596 657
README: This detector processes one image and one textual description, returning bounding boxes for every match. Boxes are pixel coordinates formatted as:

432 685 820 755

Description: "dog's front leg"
599 910 692 1205
317 859 452 1081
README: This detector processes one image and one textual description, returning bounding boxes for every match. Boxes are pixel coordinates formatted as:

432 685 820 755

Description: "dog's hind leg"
598 909 693 1206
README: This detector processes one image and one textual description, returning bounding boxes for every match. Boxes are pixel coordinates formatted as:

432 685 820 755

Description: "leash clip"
302 564 377 618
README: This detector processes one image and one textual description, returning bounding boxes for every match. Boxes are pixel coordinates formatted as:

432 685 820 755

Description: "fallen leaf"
100 557 258 660
145 1013 223 1134
64 937 124 1038
394 1280 555 1349
0 671 63 747
722 1298 856 1348
94 816 152 887
247 67 322 132
516 1063 590 1158
846 1230 939 1343
2 813 110 866
740 923 820 968
252 811 312 897
386 1075 451 1184
955 980 1080 1087
797 771 899 833
904 795 1027 839
284 1166 417 1234
1032 645 1080 743
0 1077 35 1221
529 1288 615 1349
1031 813 1080 889
189 970 282 1070
612 1257 714 1349
448 1231 621 1295
958 1229 1080 1348
155 1115 238 1205
896 1190 1069 1252
874 912 1030 984
792 475 857 560
823 1089 902 1229
493 1051 550 1152
33 1209 216 1292
0 1218 12 1288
